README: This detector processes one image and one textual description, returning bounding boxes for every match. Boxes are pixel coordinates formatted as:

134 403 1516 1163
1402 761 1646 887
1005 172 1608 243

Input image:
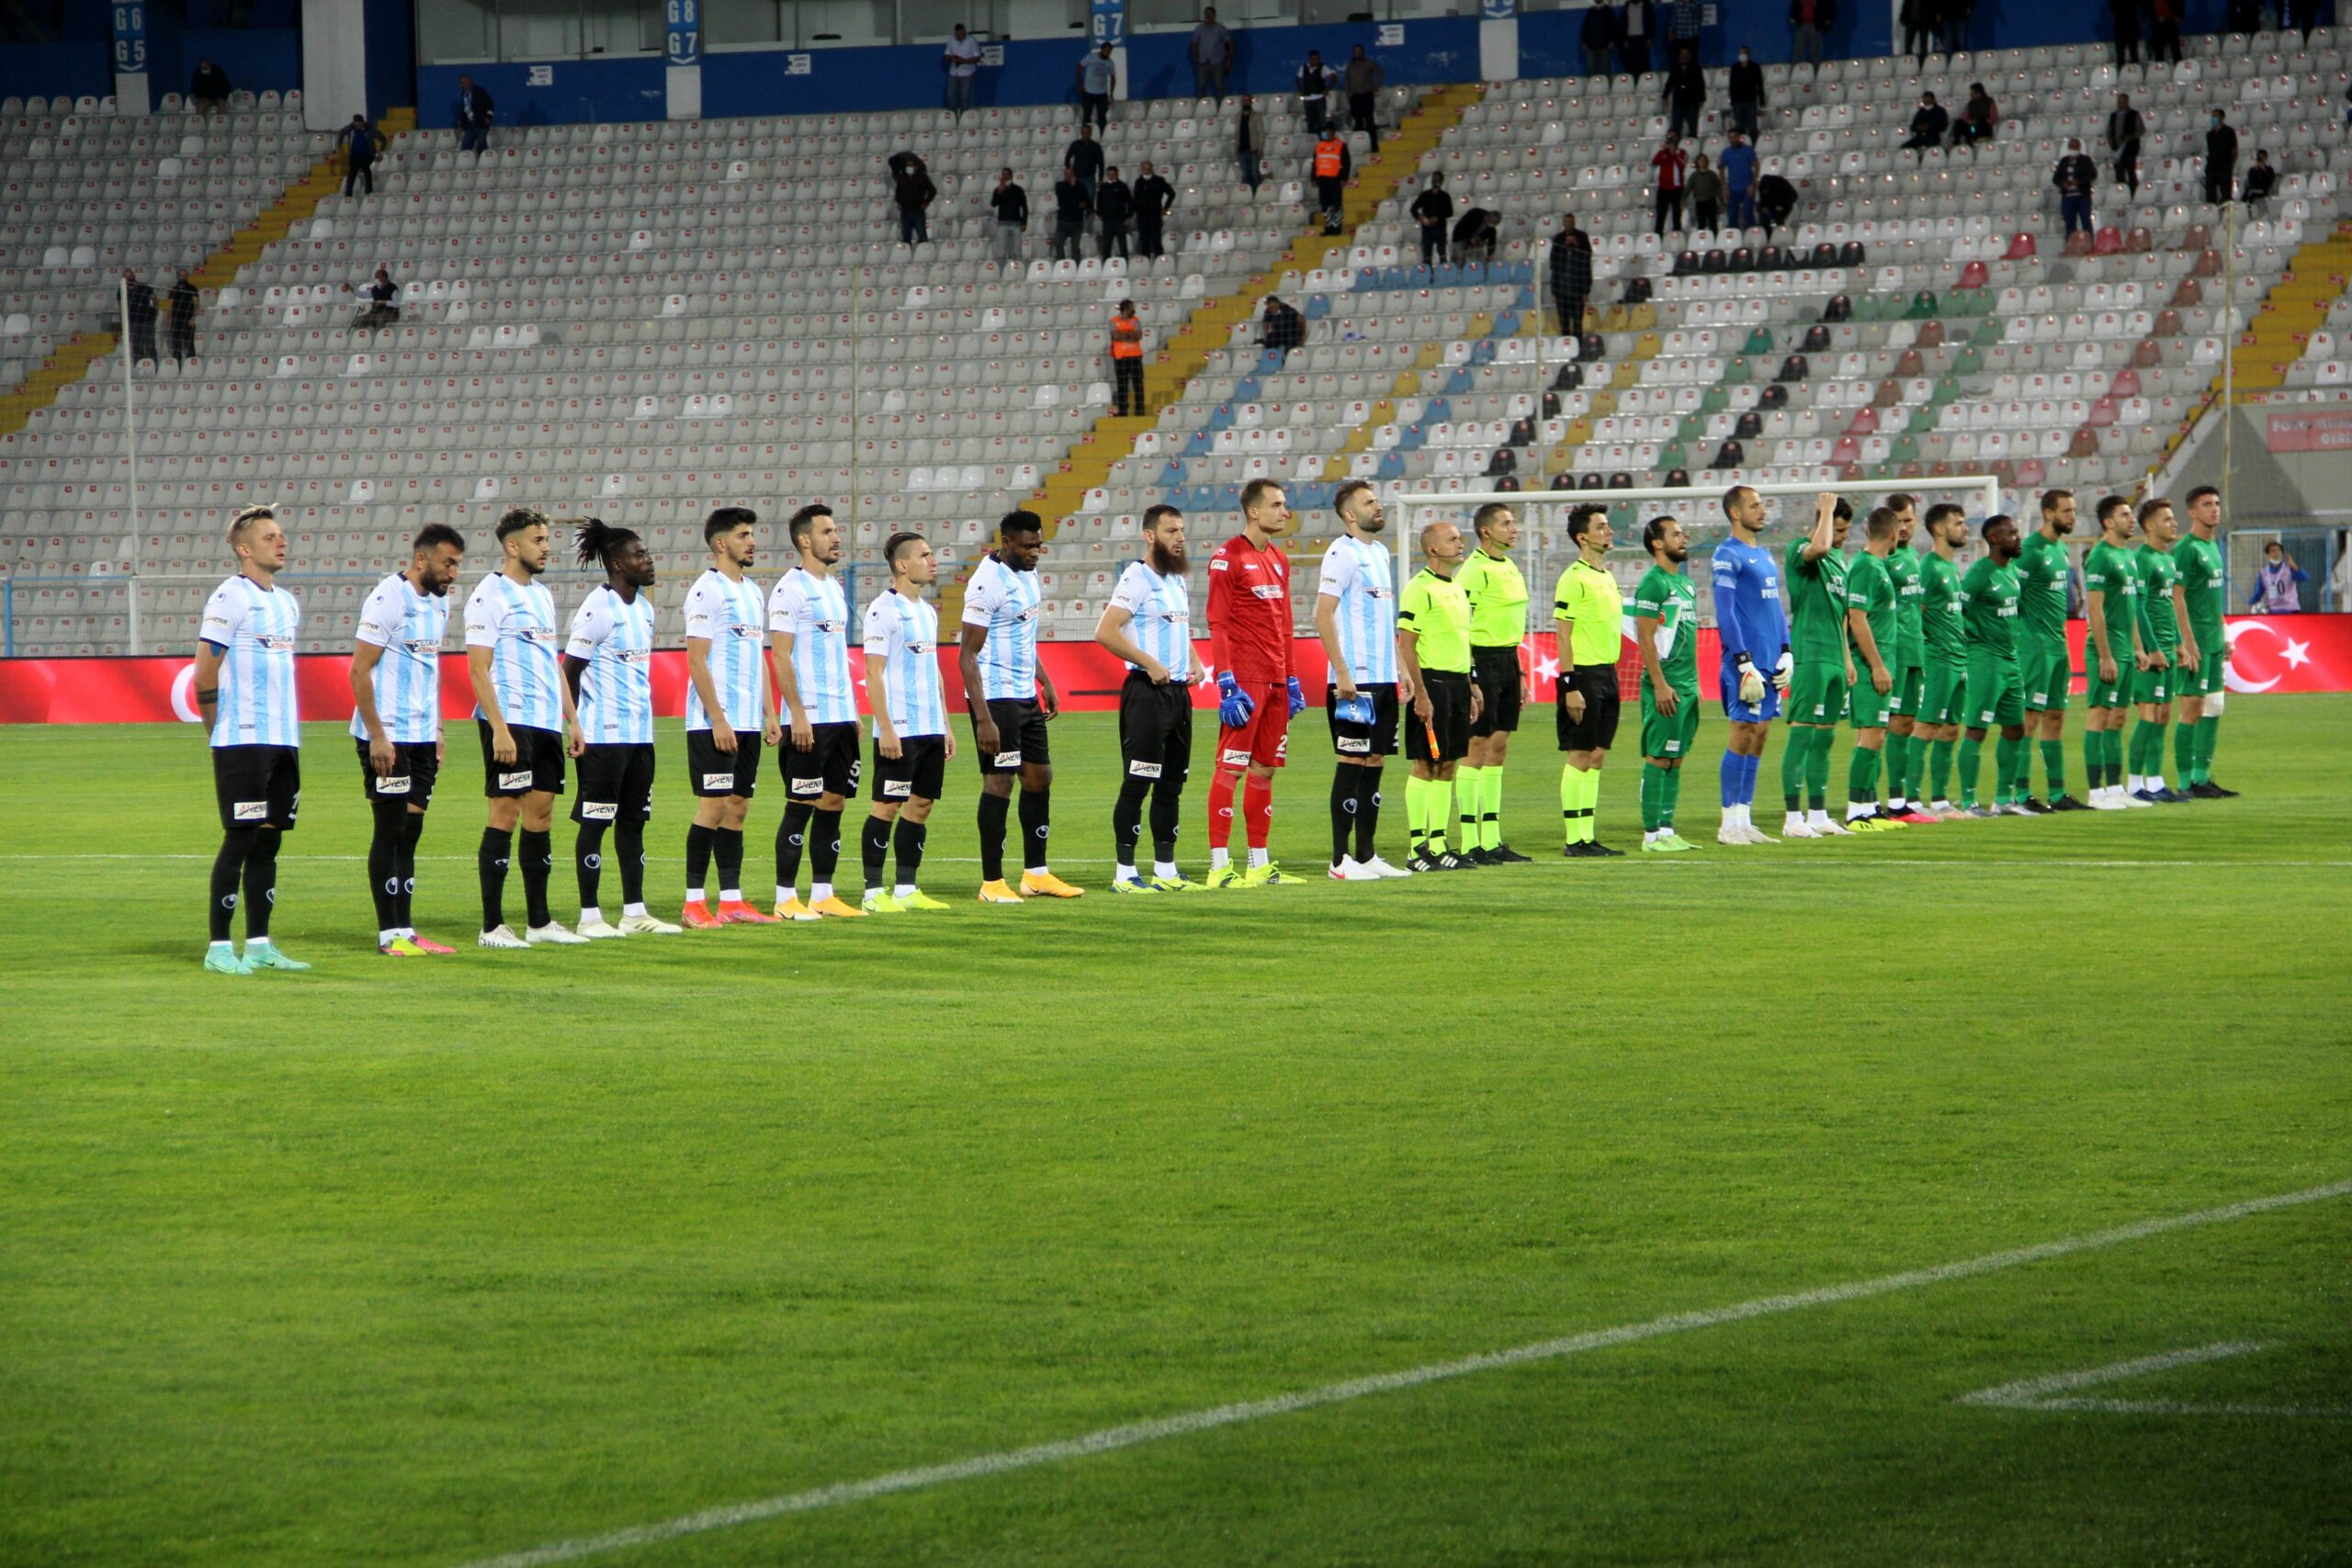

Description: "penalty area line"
450 1178 2352 1568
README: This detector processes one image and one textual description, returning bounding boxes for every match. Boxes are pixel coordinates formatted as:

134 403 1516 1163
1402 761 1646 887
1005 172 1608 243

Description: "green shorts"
1849 671 1894 729
1922 658 1968 728
2019 637 2071 712
2178 645 2225 698
1640 682 1702 761
1885 663 1925 719
2086 648 2135 708
1787 659 1849 727
1964 654 2023 729
2132 660 2173 705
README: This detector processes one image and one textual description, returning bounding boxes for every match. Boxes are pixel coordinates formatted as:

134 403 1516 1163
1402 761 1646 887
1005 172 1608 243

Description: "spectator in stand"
1066 121 1105 200
1583 3 1617 76
1192 7 1233 101
341 113 385 198
344 266 400 331
1077 42 1115 130
1312 122 1351 232
1296 51 1330 134
1788 0 1833 72
1727 45 1765 141
1109 299 1147 413
1617 0 1654 76
2243 148 2277 209
2205 108 2238 205
944 25 982 116
2109 90 2143 202
1651 130 1689 236
1663 46 1706 140
1549 214 1594 335
1953 82 1997 147
121 270 158 364
1688 153 1724 232
1902 91 1949 157
1757 170 1797 240
1664 0 1703 58
2150 0 2182 64
1259 293 1306 365
1721 128 1758 228
2249 540 2308 612
1051 165 1090 261
1899 0 1934 62
2053 139 2098 238
1939 0 1971 53
1133 161 1174 258
1238 95 1268 193
1094 164 1134 259
167 268 198 361
990 166 1028 263
1345 45 1385 153
1452 206 1499 265
189 58 232 114
889 151 937 246
2109 0 2142 66
1410 173 1455 267
455 75 494 157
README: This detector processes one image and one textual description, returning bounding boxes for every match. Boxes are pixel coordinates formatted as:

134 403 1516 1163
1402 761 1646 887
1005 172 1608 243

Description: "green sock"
1928 737 1953 802
1957 736 1982 806
2197 714 2220 784
1884 731 1909 802
1559 763 1579 845
2039 739 2064 798
2175 719 2198 785
1847 744 1879 812
1405 774 1428 856
1804 727 1831 811
2084 728 2104 788
2110 727 2130 789
1640 761 1664 832
1660 762 1682 829
1906 733 1931 803
1780 726 1806 810
1995 734 2021 802
2144 719 2167 789
1481 765 1504 849
1454 765 1482 852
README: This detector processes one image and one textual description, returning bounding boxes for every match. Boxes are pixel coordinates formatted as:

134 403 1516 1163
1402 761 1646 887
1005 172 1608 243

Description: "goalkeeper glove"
1216 671 1255 728
1286 675 1306 717
1773 647 1793 694
1736 654 1766 705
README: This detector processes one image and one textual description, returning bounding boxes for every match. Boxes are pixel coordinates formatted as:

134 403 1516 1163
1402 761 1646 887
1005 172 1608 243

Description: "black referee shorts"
1469 646 1524 739
1119 671 1193 782
1406 670 1475 764
1555 663 1622 752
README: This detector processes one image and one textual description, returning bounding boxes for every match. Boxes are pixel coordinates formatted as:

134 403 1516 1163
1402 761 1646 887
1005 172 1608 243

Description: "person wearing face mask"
1727 45 1765 141
2204 108 2237 207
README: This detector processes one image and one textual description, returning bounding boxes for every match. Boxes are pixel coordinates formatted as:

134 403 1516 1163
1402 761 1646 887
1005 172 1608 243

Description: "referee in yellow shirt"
1553 503 1625 857
1454 501 1533 863
1396 521 1483 872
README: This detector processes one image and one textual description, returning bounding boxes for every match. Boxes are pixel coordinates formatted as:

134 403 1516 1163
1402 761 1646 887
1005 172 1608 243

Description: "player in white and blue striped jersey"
1094 504 1201 892
858 531 956 913
765 503 866 919
1314 480 1413 881
560 517 676 940
680 505 782 927
464 505 587 948
350 522 465 957
960 510 1080 901
196 503 311 975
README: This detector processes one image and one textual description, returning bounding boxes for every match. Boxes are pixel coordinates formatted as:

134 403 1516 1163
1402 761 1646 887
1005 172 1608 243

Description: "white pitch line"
451 1178 2352 1568
1959 1339 2268 1406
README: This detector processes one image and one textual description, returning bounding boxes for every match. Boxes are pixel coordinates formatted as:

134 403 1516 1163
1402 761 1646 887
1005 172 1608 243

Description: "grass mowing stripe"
455 1178 2352 1568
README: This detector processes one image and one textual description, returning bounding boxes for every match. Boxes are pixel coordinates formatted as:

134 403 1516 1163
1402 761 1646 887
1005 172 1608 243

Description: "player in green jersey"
2014 488 2087 812
2173 484 2236 797
2080 494 2147 808
1880 493 1936 822
1780 492 1855 839
1456 502 1534 863
1958 513 2030 818
1632 514 1701 852
1841 505 1904 829
1914 502 1973 819
2130 498 2190 803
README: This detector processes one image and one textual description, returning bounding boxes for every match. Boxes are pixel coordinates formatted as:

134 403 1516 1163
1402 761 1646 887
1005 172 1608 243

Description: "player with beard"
1779 492 1854 839
1707 484 1790 843
1879 493 1939 822
1631 514 1700 852
962 511 1081 901
351 523 466 955
1957 513 2030 818
2015 487 2087 811
2081 493 2147 809
768 503 868 919
561 518 677 937
2171 485 2234 797
680 506 784 926
1097 505 1203 891
1913 502 1973 818
1314 479 1411 880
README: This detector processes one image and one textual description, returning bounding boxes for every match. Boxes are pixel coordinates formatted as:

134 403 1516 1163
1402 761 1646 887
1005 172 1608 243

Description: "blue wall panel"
415 58 667 126
0 40 110 104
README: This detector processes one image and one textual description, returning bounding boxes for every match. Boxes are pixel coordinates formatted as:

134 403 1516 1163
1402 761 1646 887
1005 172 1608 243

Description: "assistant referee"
1554 502 1625 858
1396 520 1484 872
1455 501 1532 864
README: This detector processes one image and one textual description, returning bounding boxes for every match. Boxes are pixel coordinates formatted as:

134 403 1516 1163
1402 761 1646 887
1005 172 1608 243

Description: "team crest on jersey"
376 774 412 795
580 801 617 820
1126 760 1162 777
500 770 535 789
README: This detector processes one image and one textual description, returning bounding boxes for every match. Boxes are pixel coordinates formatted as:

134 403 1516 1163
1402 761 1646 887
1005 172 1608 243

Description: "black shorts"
213 744 301 831
1470 646 1525 738
572 742 655 825
480 720 567 797
1119 672 1195 783
1555 664 1623 751
872 732 948 803
686 727 763 798
355 738 439 810
783 721 863 799
1325 680 1399 758
1407 671 1476 763
974 697 1050 773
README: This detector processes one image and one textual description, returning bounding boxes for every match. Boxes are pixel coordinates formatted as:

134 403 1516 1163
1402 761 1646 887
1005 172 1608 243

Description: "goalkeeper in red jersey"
1204 478 1305 887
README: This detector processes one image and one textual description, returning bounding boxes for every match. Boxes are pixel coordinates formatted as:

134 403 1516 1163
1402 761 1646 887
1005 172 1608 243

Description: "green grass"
3 695 2349 1567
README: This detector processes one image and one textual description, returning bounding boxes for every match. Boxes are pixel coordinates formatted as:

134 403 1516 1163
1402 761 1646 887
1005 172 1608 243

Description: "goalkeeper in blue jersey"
1707 485 1792 844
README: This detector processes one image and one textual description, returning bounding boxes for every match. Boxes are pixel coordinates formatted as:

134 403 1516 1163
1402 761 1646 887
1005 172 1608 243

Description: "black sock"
1114 775 1151 868
1018 784 1050 871
614 817 645 906
713 826 744 897
1150 775 1184 865
978 791 1010 881
862 814 892 888
684 822 714 897
1354 766 1384 863
478 826 512 931
894 817 927 885
809 807 842 886
775 802 812 893
574 819 609 912
1329 767 1355 864
397 811 424 929
243 829 280 939
519 828 553 929
209 828 254 942
368 801 404 933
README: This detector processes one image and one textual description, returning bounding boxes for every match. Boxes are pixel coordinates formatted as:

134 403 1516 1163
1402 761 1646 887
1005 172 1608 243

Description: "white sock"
1116 859 1136 876
1210 847 1231 871
1807 809 1832 828
1932 798 1951 810
719 886 741 902
2127 774 2142 793
379 928 401 946
896 883 918 897
1784 809 1805 827
1846 803 1872 821
685 886 704 903
811 881 831 903
1248 846 1269 868
1154 860 1179 879
1889 795 1907 810
400 927 416 939
1028 863 1048 876
1734 803 1750 829
624 901 648 918
579 908 598 927
246 935 273 948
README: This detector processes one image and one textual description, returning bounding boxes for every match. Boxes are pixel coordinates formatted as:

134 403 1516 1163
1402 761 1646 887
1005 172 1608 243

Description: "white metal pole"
120 274 143 656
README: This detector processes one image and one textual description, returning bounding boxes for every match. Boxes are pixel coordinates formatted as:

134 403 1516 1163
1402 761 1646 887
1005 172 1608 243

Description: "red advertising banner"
2267 410 2352 453
3 618 2346 725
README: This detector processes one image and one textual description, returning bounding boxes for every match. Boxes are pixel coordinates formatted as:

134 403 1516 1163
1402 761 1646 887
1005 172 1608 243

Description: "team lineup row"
187 476 2237 971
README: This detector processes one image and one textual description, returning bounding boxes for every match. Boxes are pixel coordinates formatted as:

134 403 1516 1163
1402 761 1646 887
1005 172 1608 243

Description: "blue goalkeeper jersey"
1709 534 1788 669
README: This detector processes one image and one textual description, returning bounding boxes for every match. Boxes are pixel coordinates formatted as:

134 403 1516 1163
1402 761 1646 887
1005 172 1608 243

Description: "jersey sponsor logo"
1221 746 1252 766
1250 585 1283 601
791 776 824 793
500 769 536 789
202 613 232 634
613 648 646 665
520 626 557 644
1126 759 1163 777
580 801 617 820
701 771 734 790
728 624 762 638
232 799 267 820
401 638 439 656
993 749 1023 768
1336 735 1370 753
375 773 413 795
881 778 912 798
257 634 297 652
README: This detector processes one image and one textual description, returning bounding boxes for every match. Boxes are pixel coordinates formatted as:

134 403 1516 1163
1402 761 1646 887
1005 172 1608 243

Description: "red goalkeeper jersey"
1206 533 1295 682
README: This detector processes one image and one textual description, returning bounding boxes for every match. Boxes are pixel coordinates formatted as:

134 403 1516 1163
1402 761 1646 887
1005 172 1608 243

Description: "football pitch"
3 694 2349 1567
